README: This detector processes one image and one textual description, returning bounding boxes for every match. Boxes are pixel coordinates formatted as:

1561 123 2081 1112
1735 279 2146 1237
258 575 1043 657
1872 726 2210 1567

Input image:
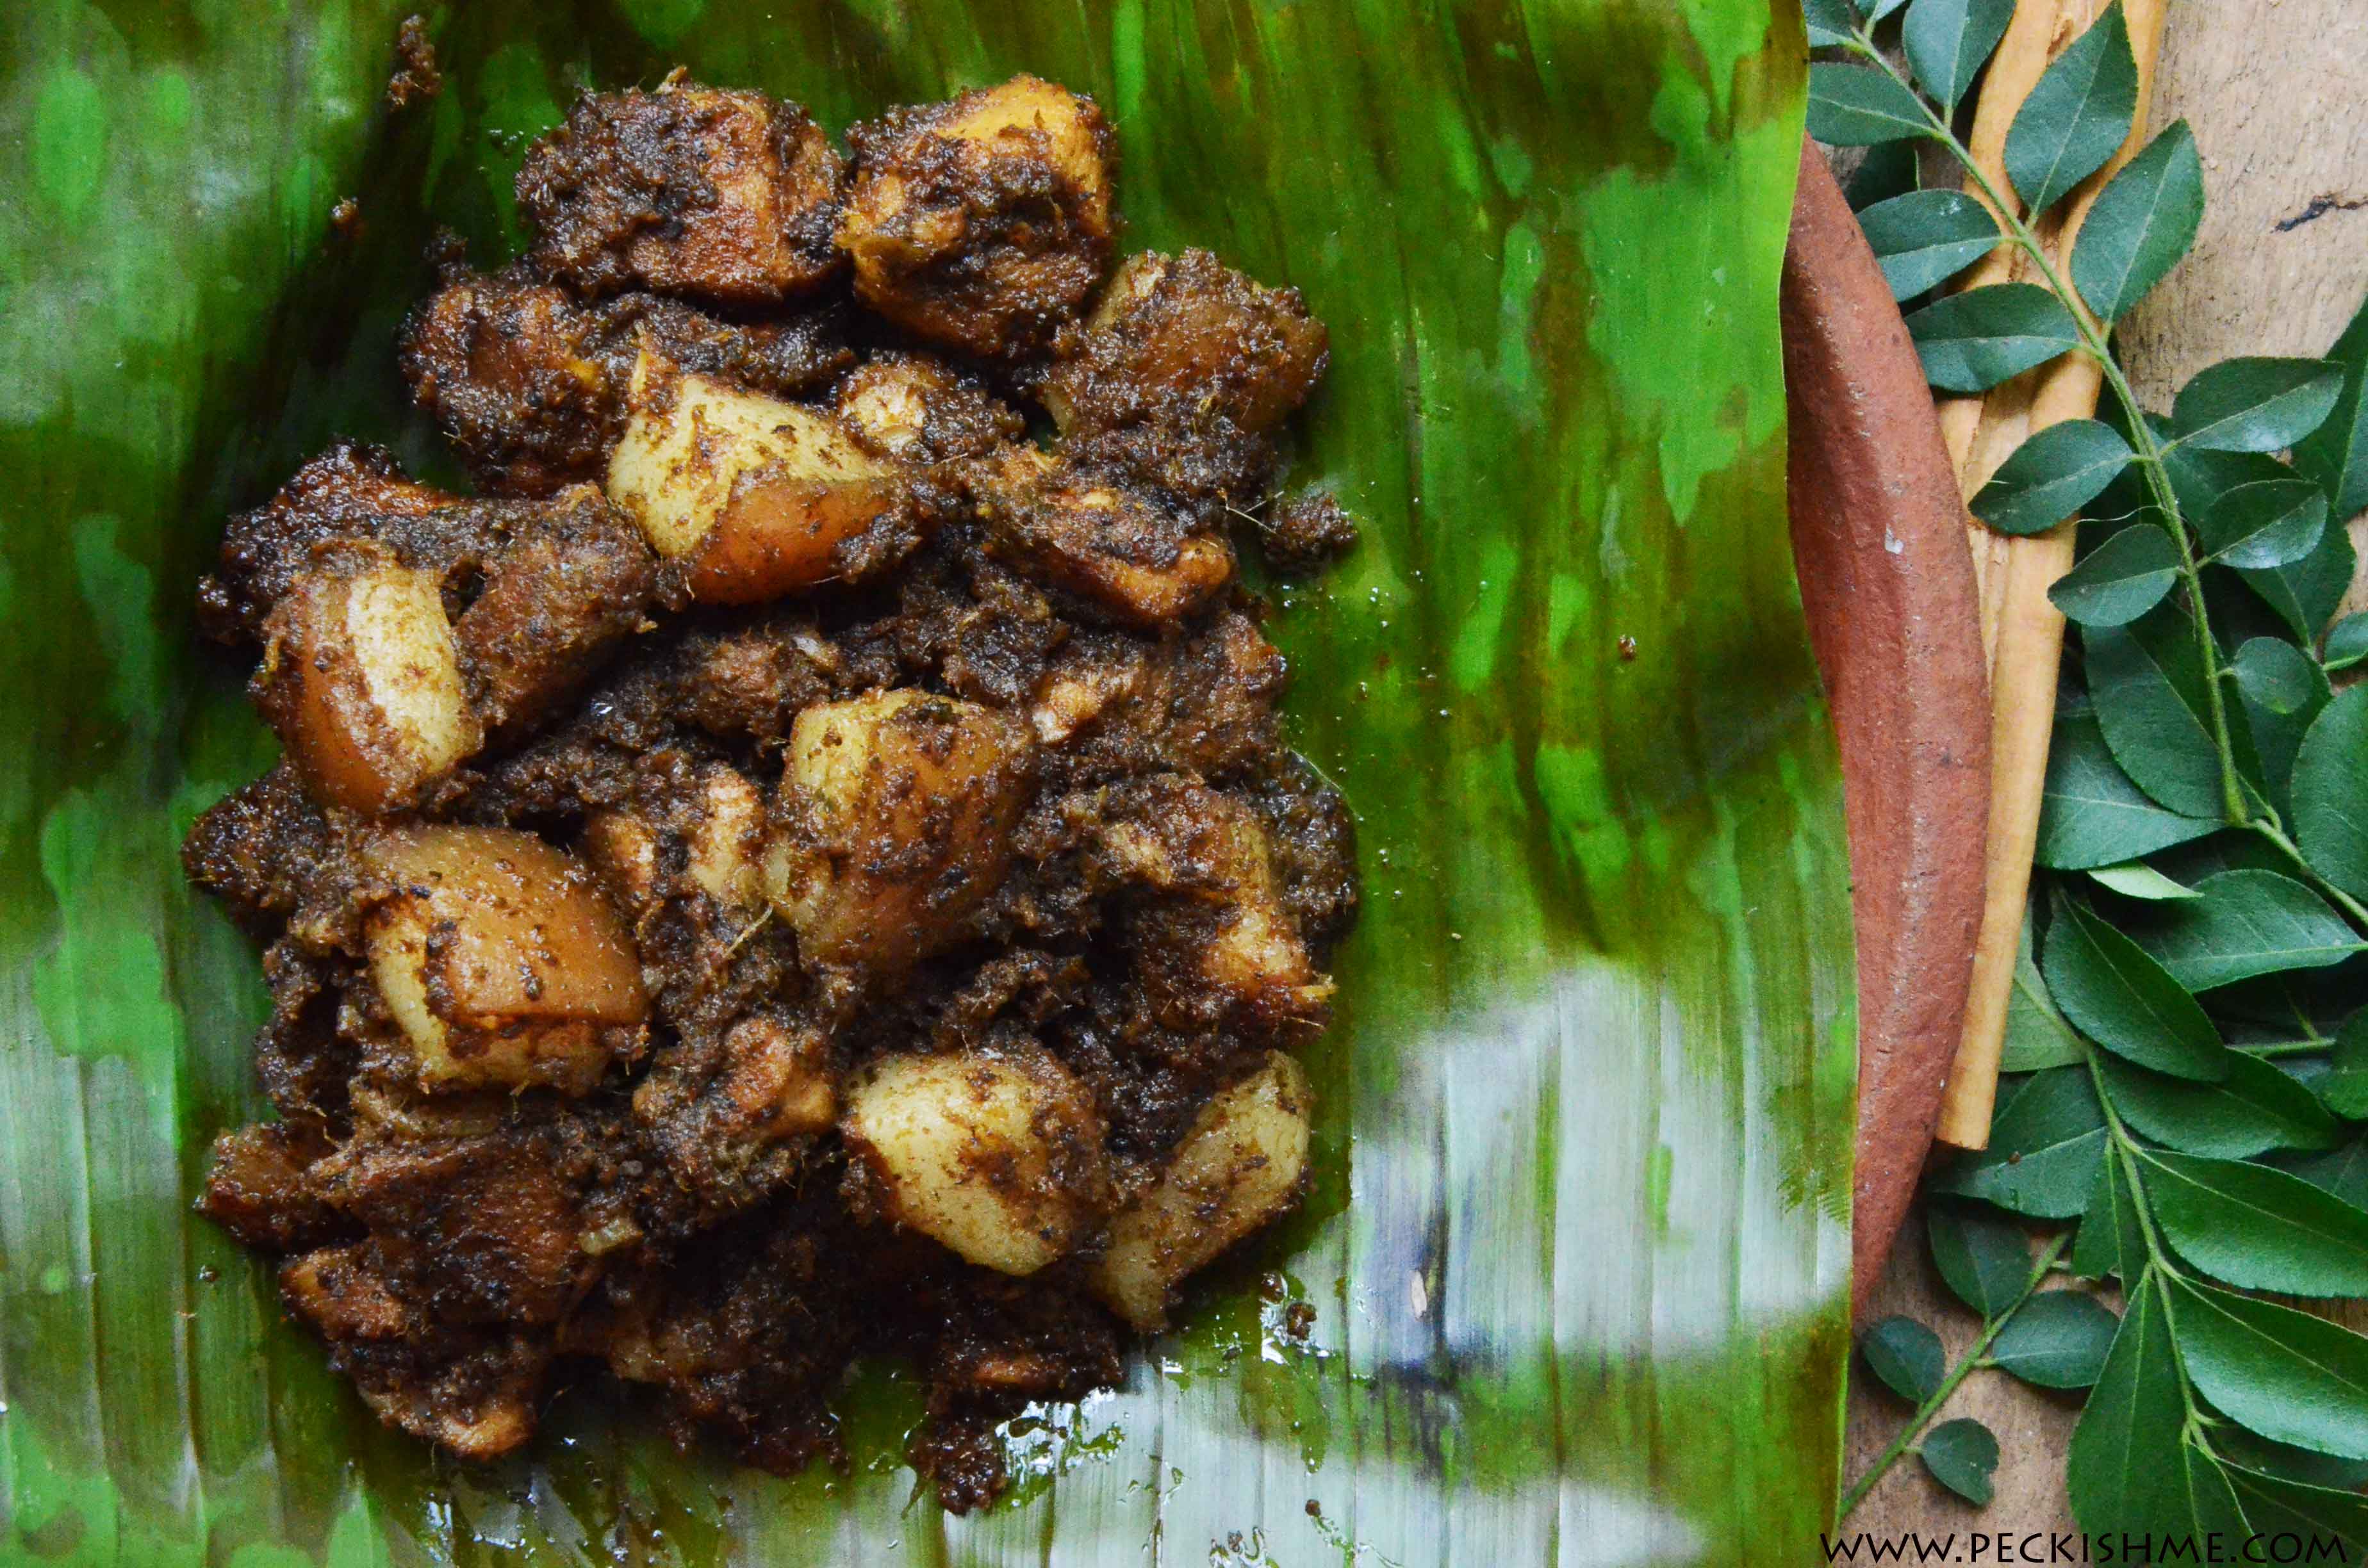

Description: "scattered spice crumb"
1283 1301 1315 1341
1305 1498 1323 1518
1617 634 1638 661
1260 491 1360 571
329 197 362 240
385 15 441 110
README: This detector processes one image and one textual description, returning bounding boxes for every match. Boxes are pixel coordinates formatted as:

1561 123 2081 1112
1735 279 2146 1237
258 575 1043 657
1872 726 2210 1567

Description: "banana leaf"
0 0 1848 1562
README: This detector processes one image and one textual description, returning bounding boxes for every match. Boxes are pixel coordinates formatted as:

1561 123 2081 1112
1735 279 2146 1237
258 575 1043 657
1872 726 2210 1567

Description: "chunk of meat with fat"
841 1043 1107 1275
1044 249 1328 439
518 81 846 304
969 445 1233 628
363 825 648 1094
837 76 1115 357
1091 1052 1311 1328
769 689 1038 971
606 351 923 603
400 263 853 494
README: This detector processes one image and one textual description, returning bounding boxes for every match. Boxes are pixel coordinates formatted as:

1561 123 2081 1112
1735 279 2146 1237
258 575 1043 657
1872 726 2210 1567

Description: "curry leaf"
1804 0 1863 48
2049 524 2180 626
2319 1012 2368 1120
1907 284 2084 393
2223 1464 2368 1553
2042 893 2226 1079
1846 140 1923 210
2085 603 2249 819
2169 1279 2368 1460
1857 190 2001 302
2137 1147 2368 1296
2071 1152 2145 1283
2002 2 2136 216
2195 478 2329 570
2232 635 2331 818
1862 1315 1946 1403
2003 909 2087 1070
2322 613 2368 673
2069 1283 2250 1542
1901 0 2014 113
1809 63 1936 146
1990 1291 2119 1389
2087 862 2199 901
2098 1054 2340 1159
1921 1419 2002 1506
1928 1202 2031 1319
2037 709 2221 870
1932 1067 2107 1218
2170 358 2346 454
1971 418 2133 536
2237 517 2356 643
2294 292 2368 522
2135 869 2367 990
2291 687 2368 901
2273 1137 2368 1213
2071 120 2205 325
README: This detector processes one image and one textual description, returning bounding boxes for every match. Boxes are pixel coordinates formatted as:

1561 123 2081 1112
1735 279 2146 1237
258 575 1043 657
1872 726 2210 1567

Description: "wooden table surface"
1842 0 2368 1540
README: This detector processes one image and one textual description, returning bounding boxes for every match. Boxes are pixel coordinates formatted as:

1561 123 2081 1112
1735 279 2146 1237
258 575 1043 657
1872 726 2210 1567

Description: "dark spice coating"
192 72 1356 1512
519 81 847 305
837 76 1118 357
400 260 855 495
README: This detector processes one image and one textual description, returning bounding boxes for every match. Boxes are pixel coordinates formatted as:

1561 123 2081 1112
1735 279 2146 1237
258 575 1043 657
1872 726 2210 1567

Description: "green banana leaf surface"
0 1 1848 1562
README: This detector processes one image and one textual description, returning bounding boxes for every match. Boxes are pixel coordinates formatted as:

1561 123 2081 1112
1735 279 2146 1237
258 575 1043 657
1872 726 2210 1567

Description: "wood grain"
1845 0 2368 1539
1935 0 2170 1151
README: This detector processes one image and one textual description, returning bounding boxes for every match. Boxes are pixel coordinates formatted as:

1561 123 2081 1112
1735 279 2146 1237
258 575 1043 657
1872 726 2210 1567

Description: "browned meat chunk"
837 76 1115 357
192 68 1360 1515
399 263 853 495
518 81 846 304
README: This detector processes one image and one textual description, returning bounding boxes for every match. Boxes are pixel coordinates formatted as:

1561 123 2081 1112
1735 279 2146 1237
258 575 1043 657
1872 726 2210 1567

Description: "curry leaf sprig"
1810 0 2368 1543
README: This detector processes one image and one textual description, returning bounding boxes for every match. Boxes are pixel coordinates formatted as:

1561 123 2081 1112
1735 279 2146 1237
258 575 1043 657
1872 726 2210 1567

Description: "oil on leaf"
1856 190 2001 302
1990 1290 2119 1389
2049 524 2180 626
2134 869 2367 991
2291 687 2368 901
2041 892 2227 1081
1921 1418 2002 1506
2069 1282 2250 1543
2098 1053 2339 1160
2002 1 2136 216
2168 1278 2368 1460
1971 418 2132 537
2070 120 2203 326
2170 357 2346 455
2037 709 2220 870
1906 283 2083 393
1927 1202 2031 1319
1932 1066 2107 1218
2137 1147 2368 1296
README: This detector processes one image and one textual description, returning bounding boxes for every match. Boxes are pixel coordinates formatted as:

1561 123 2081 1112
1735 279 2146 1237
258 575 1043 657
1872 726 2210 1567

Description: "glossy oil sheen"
0 1 1848 1562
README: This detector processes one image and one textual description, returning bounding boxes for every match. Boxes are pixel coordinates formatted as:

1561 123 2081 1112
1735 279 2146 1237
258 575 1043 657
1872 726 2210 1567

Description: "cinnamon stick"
1934 0 2171 1150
